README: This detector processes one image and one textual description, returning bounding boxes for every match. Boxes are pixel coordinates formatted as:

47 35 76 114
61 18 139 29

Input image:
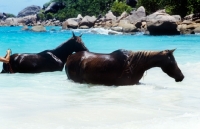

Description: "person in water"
0 49 11 63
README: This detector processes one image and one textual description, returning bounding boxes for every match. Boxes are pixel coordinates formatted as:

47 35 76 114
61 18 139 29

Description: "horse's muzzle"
175 75 184 82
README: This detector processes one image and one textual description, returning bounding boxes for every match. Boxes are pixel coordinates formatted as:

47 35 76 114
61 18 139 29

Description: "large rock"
172 15 182 23
126 6 146 24
118 20 137 33
147 21 180 35
21 25 29 31
105 11 116 21
184 14 193 21
63 18 78 29
31 25 46 32
111 27 123 32
62 20 68 29
179 13 200 34
79 16 97 28
0 13 4 19
182 20 193 25
4 18 18 26
146 10 180 35
0 12 7 20
17 15 37 25
178 22 200 34
194 26 200 33
146 10 180 23
77 14 83 20
17 5 41 17
62 14 83 29
44 2 65 14
192 13 200 21
117 11 129 22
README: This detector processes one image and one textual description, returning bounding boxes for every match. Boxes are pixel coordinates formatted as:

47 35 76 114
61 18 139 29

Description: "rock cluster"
178 13 200 34
61 6 146 34
1 5 200 35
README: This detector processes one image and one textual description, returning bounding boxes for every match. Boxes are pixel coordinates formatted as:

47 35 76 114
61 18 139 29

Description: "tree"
136 0 192 17
111 0 132 16
44 0 115 20
187 0 200 14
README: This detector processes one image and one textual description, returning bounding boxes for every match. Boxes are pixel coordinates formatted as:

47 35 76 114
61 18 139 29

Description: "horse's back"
66 50 130 85
9 52 63 73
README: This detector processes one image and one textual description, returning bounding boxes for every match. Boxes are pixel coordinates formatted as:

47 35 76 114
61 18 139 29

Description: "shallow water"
0 27 200 129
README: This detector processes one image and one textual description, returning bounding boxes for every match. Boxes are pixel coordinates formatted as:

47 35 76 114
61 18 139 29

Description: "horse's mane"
121 51 154 77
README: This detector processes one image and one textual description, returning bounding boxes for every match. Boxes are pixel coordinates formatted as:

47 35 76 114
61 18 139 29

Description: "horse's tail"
1 62 14 73
1 63 9 73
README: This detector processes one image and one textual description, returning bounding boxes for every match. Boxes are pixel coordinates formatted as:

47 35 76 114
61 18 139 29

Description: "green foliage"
111 1 132 16
6 13 16 18
163 0 188 17
187 0 200 14
37 10 45 21
42 0 200 20
54 8 77 21
137 0 200 17
136 0 161 15
43 0 115 21
46 13 54 20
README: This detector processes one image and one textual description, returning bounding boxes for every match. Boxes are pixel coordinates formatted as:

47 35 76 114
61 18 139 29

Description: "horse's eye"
168 56 171 60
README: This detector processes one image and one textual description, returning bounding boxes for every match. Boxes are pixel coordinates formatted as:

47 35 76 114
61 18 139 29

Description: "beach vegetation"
43 0 131 21
137 0 200 17
6 13 16 18
46 12 54 20
111 0 133 16
37 10 45 21
42 0 200 21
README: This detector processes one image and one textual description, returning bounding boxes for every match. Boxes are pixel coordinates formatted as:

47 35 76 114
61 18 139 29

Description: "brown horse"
65 49 184 86
1 32 89 73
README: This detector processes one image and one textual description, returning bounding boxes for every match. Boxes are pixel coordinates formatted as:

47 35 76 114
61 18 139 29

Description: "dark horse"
1 32 88 73
65 49 184 86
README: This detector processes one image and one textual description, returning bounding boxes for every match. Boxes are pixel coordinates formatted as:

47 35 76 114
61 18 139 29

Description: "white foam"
0 62 200 129
71 28 123 35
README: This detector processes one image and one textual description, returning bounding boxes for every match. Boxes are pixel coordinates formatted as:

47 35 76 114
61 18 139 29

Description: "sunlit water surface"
0 27 200 129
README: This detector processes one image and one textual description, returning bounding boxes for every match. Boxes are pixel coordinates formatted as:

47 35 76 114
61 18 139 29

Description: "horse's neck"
129 51 162 72
51 41 74 62
140 51 163 71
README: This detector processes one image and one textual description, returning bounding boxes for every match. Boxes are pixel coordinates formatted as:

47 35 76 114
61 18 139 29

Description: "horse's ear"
79 33 83 37
169 49 176 54
72 31 76 38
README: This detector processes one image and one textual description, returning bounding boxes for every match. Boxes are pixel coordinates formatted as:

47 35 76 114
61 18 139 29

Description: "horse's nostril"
175 75 184 82
182 75 185 80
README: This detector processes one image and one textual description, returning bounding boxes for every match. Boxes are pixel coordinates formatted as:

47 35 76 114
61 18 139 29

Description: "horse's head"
70 32 89 52
52 32 89 64
160 49 184 82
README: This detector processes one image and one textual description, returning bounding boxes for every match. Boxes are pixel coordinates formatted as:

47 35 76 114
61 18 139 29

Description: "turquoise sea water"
0 26 200 129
